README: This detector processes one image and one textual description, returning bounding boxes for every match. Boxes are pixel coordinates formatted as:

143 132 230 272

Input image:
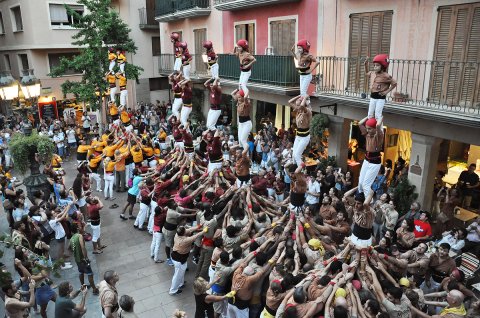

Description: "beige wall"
159 10 224 56
318 0 480 59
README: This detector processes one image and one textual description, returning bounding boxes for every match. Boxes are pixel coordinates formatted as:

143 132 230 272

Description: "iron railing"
158 54 209 78
217 54 299 87
155 0 210 17
315 57 480 115
138 7 158 28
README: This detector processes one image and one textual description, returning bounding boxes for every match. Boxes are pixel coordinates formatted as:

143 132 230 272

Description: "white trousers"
109 61 115 72
174 141 184 150
147 201 157 233
103 174 114 198
110 86 117 102
91 224 101 242
172 98 182 120
292 134 311 165
368 98 386 120
210 63 219 79
135 203 150 229
358 160 381 198
174 57 182 71
183 64 191 80
90 173 102 191
238 120 252 150
120 89 128 107
300 73 312 96
125 163 133 184
169 259 187 294
207 109 221 130
227 303 249 318
180 106 192 127
150 231 163 261
208 161 223 173
239 70 251 95
119 63 125 73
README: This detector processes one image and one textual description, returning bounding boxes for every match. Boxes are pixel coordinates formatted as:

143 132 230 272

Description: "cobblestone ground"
1 156 196 317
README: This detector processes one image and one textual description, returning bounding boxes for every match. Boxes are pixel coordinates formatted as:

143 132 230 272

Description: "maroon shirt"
182 130 193 149
174 42 181 57
182 84 192 104
182 51 191 64
208 84 222 108
207 136 222 162
207 50 217 64
173 126 183 142
172 80 182 98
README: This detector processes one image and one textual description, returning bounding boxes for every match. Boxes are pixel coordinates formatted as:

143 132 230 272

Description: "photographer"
55 281 88 318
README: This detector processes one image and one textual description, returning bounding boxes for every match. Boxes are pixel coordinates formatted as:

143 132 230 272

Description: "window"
193 28 207 73
10 6 23 32
270 19 296 55
235 23 255 54
0 12 5 34
49 4 84 27
347 11 393 92
151 36 161 56
149 77 169 91
4 54 11 70
430 3 480 106
48 52 80 75
18 54 29 71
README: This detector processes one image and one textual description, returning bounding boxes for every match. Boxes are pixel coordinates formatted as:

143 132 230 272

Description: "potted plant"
9 131 56 201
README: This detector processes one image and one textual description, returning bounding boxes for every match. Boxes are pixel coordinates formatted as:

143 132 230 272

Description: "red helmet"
203 40 213 50
108 47 115 53
238 89 245 97
296 39 310 53
365 118 377 128
170 32 180 41
178 42 188 49
237 39 248 49
373 54 389 69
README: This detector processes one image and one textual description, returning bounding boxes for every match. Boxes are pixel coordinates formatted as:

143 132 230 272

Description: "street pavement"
1 155 197 317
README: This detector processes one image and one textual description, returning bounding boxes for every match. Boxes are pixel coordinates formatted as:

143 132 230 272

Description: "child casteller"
364 54 397 121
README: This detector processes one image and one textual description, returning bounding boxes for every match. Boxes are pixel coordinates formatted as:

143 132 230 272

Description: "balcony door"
235 23 255 54
347 11 393 93
270 19 296 55
194 28 207 74
430 3 480 107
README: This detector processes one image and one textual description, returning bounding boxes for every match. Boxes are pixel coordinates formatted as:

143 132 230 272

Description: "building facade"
156 0 480 210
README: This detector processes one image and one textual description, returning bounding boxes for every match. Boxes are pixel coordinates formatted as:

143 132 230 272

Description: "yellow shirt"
143 147 154 157
110 104 118 116
104 161 116 173
117 53 126 63
157 131 167 141
89 156 102 168
107 74 116 85
101 134 110 142
77 144 90 154
51 155 62 168
103 141 123 157
117 75 127 87
92 140 106 153
108 52 116 61
121 111 130 124
130 148 143 163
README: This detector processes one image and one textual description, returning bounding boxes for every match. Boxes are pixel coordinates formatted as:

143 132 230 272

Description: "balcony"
213 0 301 11
217 54 299 94
158 54 209 79
155 0 211 22
314 57 480 128
139 7 159 30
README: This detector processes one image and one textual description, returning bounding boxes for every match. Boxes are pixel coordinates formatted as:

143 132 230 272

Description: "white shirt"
82 116 91 128
466 222 480 242
66 129 76 143
49 219 66 239
305 179 321 204
53 133 65 148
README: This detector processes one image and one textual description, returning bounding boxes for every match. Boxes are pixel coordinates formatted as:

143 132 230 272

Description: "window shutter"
194 28 207 74
347 11 392 93
235 24 246 43
151 37 161 56
248 23 255 54
270 19 296 55
431 3 480 106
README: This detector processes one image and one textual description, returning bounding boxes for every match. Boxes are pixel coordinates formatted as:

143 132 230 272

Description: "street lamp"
0 72 18 100
20 69 41 99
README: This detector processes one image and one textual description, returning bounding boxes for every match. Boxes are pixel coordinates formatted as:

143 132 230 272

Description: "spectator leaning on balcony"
233 39 256 96
291 39 318 97
364 54 397 122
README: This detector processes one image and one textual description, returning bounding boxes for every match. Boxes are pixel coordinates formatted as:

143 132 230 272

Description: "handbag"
83 232 92 241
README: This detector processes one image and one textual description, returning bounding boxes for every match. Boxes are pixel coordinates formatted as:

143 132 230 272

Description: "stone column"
251 99 257 132
407 133 442 211
327 115 351 171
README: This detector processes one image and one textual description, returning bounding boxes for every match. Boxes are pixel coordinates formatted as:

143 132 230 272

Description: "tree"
49 0 143 109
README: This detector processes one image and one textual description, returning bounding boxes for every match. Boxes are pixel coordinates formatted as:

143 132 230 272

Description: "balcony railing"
213 0 301 11
217 54 299 88
314 57 480 119
158 54 209 78
139 7 159 30
155 0 211 22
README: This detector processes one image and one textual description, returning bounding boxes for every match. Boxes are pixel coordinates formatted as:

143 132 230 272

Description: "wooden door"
194 28 207 74
347 11 393 93
270 19 296 55
430 3 480 107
